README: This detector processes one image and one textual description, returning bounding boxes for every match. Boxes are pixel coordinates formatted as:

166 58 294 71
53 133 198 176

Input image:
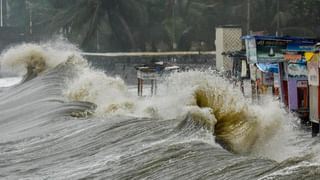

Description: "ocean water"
1 42 320 179
0 77 21 88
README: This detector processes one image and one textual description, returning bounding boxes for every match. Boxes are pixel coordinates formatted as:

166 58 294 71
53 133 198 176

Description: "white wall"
215 27 242 72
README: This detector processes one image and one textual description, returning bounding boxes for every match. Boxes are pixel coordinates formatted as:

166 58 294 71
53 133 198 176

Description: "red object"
297 87 308 109
283 80 289 107
274 87 279 97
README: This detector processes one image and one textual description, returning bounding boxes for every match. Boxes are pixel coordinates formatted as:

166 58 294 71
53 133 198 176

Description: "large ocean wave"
1 42 320 179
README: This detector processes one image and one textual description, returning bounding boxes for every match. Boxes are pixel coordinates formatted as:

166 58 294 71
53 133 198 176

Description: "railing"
81 51 216 57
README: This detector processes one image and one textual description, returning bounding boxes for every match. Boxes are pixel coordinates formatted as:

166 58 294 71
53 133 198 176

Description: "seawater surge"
1 42 320 179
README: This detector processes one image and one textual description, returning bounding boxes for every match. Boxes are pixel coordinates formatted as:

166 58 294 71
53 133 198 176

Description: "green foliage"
3 0 320 51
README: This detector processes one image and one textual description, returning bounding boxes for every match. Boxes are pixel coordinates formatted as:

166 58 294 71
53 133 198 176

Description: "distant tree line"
1 0 320 52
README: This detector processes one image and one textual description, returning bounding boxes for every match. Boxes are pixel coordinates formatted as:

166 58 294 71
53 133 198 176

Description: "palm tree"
29 0 320 52
33 0 148 51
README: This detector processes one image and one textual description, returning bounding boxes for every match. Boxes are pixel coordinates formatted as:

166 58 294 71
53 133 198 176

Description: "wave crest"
0 41 84 81
161 71 286 154
194 81 286 154
65 68 134 116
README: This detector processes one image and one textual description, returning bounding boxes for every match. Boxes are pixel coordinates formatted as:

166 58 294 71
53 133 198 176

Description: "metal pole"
154 79 158 95
151 79 154 96
29 1 32 34
1 0 3 27
141 79 143 96
276 0 280 36
247 0 250 34
138 78 141 96
172 0 176 50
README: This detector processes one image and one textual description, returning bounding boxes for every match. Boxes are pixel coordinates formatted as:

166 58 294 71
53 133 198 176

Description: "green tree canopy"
2 0 320 52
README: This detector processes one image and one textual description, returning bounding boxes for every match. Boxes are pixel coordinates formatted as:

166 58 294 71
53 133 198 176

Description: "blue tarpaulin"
257 63 279 73
295 59 307 64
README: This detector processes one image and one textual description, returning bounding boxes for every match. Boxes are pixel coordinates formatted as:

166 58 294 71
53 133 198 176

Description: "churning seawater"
1 42 320 180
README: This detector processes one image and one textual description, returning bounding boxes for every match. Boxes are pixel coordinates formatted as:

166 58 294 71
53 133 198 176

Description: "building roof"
241 35 317 42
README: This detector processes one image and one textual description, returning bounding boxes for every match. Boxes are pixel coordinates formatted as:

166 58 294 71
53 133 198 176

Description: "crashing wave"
0 42 290 155
65 67 288 154
158 71 287 154
64 67 135 116
0 42 85 82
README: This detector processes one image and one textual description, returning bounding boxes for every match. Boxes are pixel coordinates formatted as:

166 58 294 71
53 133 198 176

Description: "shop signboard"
307 54 319 86
244 36 317 64
255 39 287 63
287 42 314 52
246 38 257 64
274 73 280 88
287 63 307 78
137 70 160 80
241 60 247 77
263 72 274 86
284 54 302 61
246 38 288 63
246 38 287 63
297 80 308 88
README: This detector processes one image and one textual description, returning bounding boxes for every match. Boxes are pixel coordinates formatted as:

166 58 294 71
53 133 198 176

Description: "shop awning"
257 63 279 73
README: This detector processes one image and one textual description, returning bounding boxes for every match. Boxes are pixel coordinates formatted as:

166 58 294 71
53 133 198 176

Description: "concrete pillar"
312 122 319 137
138 78 143 96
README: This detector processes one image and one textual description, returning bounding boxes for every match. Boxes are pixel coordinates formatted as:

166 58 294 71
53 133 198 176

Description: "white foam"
0 77 22 87
0 37 82 76
21 44 306 162
65 67 137 116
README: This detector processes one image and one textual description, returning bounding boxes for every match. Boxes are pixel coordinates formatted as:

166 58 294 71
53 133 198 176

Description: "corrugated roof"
241 35 316 42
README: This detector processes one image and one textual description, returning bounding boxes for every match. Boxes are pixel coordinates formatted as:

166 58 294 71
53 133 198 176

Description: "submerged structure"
221 50 249 93
135 61 179 96
242 35 320 136
307 43 320 136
